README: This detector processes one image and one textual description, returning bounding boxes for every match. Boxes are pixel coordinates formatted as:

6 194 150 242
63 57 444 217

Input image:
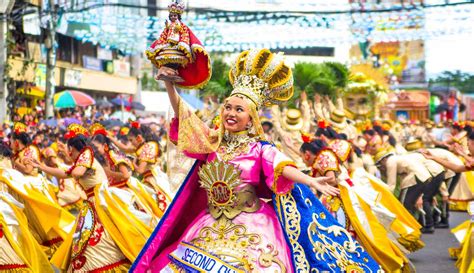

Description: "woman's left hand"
311 176 339 196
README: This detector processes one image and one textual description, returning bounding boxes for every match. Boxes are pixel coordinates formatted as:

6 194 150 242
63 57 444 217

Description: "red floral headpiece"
120 127 130 136
301 131 313 143
130 121 140 129
317 119 328 129
453 121 464 128
13 122 27 135
89 123 107 137
65 124 89 140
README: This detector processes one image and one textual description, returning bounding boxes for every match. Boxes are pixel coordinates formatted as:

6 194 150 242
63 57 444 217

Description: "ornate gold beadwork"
217 131 259 162
198 161 261 220
307 213 374 272
190 218 261 271
257 244 286 272
274 192 310 272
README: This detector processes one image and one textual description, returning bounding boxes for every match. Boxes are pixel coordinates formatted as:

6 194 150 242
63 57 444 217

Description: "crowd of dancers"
0 48 473 273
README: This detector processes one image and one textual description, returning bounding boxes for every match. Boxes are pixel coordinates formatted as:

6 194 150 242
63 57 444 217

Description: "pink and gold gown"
158 133 296 272
131 99 382 273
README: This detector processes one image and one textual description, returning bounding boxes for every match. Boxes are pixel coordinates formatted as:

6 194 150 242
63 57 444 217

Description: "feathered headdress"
13 122 27 134
65 124 89 140
229 49 294 109
89 123 107 137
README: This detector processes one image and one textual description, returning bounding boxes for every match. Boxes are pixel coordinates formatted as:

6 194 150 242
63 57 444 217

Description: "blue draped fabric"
274 183 382 273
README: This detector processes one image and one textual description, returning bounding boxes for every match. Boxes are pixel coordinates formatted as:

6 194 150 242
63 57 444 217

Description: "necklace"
218 131 258 162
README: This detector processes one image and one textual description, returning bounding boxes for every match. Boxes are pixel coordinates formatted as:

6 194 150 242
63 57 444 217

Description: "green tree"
290 61 349 107
200 56 231 101
429 70 474 93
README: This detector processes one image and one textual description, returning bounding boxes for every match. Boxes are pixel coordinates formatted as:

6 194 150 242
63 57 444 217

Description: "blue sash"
273 183 382 273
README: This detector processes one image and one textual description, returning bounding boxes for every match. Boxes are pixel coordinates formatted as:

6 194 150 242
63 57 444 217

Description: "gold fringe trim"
397 233 425 253
273 160 296 194
449 247 462 260
175 45 212 90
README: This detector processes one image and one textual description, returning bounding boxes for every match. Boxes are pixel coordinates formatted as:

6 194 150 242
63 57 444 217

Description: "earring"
248 124 256 135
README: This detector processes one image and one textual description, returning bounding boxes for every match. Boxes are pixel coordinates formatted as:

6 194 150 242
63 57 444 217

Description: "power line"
47 1 474 16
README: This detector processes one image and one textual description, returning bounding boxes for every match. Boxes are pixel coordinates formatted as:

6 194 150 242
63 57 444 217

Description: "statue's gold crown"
229 49 294 108
168 0 185 14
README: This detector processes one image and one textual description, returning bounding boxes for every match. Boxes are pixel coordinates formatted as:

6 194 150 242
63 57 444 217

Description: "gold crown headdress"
13 122 27 134
168 0 185 14
229 49 294 109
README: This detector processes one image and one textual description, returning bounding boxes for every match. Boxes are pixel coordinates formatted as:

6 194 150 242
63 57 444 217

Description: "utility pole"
44 0 57 118
0 0 15 123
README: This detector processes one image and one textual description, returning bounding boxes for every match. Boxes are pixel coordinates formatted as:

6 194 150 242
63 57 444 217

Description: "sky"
425 34 474 78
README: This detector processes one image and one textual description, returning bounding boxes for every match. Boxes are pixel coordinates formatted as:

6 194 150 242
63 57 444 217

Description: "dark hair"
300 139 328 155
168 13 182 21
67 135 105 164
352 145 362 157
469 131 474 140
128 124 159 142
372 125 383 136
363 129 375 136
464 125 472 135
0 142 12 158
452 124 462 131
91 133 112 147
11 132 31 146
388 135 397 147
339 133 348 140
315 126 340 140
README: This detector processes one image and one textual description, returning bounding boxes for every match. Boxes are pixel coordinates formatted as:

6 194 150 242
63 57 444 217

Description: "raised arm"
420 150 468 173
282 166 339 196
160 74 180 115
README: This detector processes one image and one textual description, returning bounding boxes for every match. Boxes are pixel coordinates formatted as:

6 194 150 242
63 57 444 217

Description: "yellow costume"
136 141 172 215
450 203 474 273
330 139 424 253
314 149 412 272
51 147 131 271
0 194 53 272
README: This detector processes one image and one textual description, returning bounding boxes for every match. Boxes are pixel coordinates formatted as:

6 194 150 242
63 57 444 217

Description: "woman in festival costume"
132 49 382 273
112 122 172 216
10 122 57 203
440 124 474 212
89 122 161 224
42 145 86 212
3 122 74 256
315 124 424 253
420 134 474 273
300 136 415 272
30 124 139 272
0 143 52 272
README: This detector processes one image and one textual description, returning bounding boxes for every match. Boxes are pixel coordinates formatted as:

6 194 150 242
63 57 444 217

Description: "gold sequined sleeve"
173 98 223 155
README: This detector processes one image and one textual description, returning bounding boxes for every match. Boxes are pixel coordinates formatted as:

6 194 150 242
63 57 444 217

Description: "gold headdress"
168 0 185 14
175 49 294 155
229 49 294 109
13 122 27 134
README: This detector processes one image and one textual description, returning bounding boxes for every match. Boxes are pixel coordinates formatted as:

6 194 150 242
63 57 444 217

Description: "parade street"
410 211 469 273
